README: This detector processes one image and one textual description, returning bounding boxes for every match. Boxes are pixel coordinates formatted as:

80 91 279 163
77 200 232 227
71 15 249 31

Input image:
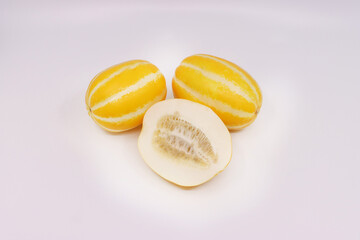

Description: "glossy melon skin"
85 60 166 132
172 54 262 130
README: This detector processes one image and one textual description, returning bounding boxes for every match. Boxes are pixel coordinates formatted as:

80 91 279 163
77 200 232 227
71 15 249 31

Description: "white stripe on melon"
91 71 162 111
173 77 254 119
180 62 255 104
194 54 261 104
91 89 166 123
88 61 150 105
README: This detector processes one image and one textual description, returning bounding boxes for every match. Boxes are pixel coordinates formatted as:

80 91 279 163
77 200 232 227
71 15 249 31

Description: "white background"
1 0 360 239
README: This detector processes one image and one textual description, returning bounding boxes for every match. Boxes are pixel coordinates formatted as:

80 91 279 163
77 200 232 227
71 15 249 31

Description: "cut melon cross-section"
138 99 232 187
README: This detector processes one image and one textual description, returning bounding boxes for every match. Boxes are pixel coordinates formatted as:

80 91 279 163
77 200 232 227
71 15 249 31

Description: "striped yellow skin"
172 54 262 130
85 60 167 132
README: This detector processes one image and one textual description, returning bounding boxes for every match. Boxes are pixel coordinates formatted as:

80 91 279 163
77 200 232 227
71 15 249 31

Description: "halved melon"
138 99 232 187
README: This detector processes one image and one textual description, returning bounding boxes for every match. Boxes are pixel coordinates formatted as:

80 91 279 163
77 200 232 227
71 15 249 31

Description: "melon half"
138 99 232 187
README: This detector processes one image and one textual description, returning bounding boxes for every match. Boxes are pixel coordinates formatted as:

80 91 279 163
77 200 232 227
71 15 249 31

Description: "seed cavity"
152 112 218 167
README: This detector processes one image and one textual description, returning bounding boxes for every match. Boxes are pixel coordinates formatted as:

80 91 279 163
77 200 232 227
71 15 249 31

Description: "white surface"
1 0 359 239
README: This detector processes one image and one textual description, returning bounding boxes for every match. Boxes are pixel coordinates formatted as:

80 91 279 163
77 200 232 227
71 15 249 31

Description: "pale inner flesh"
152 112 218 168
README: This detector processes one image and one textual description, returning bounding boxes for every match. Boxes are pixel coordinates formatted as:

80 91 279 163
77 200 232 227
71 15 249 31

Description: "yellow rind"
175 65 257 113
92 75 165 117
172 77 255 129
193 54 262 107
85 60 167 132
172 54 262 130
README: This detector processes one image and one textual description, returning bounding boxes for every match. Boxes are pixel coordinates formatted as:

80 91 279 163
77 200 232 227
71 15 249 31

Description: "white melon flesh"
138 99 232 187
